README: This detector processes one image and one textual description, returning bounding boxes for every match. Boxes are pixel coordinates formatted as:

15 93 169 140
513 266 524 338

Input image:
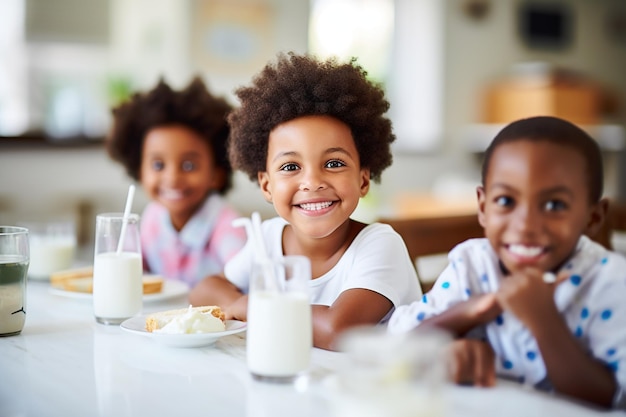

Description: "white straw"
251 211 268 259
116 184 136 254
232 212 279 290
232 212 268 261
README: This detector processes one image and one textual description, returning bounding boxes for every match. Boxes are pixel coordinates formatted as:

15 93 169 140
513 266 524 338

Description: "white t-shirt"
225 217 422 321
388 236 626 409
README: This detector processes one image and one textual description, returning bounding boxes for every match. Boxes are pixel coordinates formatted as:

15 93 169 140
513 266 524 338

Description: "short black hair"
481 116 603 203
227 52 395 183
106 77 234 194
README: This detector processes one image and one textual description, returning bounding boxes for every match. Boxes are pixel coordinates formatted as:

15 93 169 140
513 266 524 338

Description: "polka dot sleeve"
388 248 471 334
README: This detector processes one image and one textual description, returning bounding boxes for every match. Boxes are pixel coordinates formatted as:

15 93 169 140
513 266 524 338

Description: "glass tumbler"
92 213 142 325
247 255 312 382
0 226 29 336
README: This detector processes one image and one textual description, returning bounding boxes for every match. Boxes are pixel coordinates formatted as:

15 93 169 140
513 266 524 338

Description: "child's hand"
465 293 502 325
496 267 568 329
445 339 496 387
224 294 249 321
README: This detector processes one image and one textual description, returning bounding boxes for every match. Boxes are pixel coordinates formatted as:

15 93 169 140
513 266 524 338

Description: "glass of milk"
0 226 29 336
247 255 312 383
22 220 76 280
92 213 142 325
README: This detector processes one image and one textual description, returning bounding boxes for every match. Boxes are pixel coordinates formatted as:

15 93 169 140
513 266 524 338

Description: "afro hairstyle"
106 76 234 194
227 52 395 183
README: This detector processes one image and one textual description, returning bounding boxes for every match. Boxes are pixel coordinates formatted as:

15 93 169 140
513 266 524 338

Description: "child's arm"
419 294 501 337
532 310 616 407
312 288 393 350
189 274 249 321
498 267 617 408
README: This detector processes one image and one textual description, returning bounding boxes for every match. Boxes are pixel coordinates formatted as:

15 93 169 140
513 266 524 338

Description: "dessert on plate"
145 305 226 334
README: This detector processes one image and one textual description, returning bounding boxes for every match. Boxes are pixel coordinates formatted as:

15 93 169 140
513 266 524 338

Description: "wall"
1 0 626 243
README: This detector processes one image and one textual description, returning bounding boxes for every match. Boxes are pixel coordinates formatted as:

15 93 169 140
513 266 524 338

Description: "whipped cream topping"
155 305 225 334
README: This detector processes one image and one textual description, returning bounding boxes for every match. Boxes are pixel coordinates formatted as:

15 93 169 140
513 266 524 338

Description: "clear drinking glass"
328 326 451 417
247 255 312 382
92 213 142 325
0 226 29 336
21 219 76 280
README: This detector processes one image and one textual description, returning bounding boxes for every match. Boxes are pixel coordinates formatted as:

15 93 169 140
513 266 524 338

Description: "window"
309 0 444 152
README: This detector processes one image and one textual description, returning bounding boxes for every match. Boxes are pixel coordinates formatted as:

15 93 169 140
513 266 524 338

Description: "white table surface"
1 280 625 417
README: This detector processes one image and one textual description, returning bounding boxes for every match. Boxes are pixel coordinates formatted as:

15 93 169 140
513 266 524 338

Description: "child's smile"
296 199 336 215
140 125 223 231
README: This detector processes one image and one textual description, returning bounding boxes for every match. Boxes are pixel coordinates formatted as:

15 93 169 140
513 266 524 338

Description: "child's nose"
299 169 327 191
511 205 542 235
162 166 182 184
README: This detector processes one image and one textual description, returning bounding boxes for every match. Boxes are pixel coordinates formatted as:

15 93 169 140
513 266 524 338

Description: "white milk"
93 251 142 323
29 236 76 278
247 291 312 378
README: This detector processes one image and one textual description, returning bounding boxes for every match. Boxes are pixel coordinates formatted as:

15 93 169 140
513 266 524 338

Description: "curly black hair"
227 52 395 183
106 77 234 194
481 116 603 203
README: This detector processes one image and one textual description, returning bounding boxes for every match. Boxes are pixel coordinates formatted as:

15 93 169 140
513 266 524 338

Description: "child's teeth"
300 202 332 211
509 245 542 257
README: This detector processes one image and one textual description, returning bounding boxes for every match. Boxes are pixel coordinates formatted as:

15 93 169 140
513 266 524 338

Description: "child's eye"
325 159 346 169
279 163 300 172
495 196 514 207
151 160 165 171
544 200 567 211
181 160 196 172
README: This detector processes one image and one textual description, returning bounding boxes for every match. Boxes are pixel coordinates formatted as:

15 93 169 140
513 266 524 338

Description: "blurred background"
1 0 625 245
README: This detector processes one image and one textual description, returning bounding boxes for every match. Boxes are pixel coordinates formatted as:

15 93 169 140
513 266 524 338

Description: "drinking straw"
251 211 268 260
232 212 279 289
232 212 268 262
116 184 136 254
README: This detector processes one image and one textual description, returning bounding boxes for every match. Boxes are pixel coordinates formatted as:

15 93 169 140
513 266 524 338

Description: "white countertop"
1 280 624 417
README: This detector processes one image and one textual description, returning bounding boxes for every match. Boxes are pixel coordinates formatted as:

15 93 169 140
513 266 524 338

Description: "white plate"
49 279 189 303
120 316 247 348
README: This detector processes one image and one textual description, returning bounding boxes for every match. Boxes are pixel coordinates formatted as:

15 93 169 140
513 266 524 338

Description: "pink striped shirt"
140 194 247 286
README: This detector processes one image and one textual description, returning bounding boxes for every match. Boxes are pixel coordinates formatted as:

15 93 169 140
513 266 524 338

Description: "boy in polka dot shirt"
388 116 626 409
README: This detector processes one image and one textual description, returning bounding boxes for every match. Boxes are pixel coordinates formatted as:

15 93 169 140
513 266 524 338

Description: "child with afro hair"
106 77 247 287
189 52 422 350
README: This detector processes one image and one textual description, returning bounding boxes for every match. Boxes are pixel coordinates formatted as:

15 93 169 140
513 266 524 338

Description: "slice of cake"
145 305 225 333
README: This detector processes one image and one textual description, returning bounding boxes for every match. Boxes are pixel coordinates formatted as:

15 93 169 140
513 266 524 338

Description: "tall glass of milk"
92 213 142 325
0 226 29 336
247 255 312 382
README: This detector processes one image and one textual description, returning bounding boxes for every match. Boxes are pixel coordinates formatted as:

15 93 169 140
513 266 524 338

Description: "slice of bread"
142 276 164 294
62 276 93 293
50 267 94 288
145 306 225 332
52 270 164 295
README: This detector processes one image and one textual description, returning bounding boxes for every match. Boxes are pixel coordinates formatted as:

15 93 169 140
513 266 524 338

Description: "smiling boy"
388 116 626 409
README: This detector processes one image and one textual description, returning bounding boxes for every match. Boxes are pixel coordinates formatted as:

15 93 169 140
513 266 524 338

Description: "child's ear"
584 197 609 237
258 171 273 203
359 168 370 197
476 185 487 228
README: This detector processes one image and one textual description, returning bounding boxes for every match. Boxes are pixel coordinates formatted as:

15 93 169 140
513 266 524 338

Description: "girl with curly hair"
189 53 422 350
106 77 247 287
